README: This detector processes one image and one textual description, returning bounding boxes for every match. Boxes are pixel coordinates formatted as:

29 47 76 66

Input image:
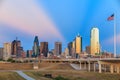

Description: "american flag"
107 14 114 21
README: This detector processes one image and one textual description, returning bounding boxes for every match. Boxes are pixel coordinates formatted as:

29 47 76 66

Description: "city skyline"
0 0 120 54
0 1 120 80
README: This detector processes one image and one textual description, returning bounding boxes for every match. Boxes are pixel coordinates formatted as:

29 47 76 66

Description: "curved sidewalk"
70 63 80 70
15 70 35 80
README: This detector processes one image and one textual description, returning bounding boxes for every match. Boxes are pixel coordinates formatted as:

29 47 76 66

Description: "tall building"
55 42 62 56
68 42 73 56
26 50 33 58
90 27 100 56
85 46 90 54
51 49 55 56
3 42 12 60
11 39 23 58
32 36 39 57
64 48 69 58
0 47 3 59
72 40 76 58
40 42 48 57
75 34 82 58
68 41 76 58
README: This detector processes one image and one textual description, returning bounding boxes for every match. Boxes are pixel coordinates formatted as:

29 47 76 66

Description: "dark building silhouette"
26 50 33 58
86 46 90 54
0 47 3 59
26 50 29 58
40 42 48 57
68 42 73 56
32 36 39 57
11 39 23 58
55 42 62 56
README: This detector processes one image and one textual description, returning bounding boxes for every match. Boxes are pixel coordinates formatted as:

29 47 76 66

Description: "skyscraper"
40 42 48 57
3 42 12 60
32 36 39 57
75 34 82 58
85 46 90 54
64 48 69 58
55 42 62 56
72 41 76 58
90 27 100 56
68 41 76 58
0 47 3 59
11 39 23 58
68 42 73 56
26 50 33 58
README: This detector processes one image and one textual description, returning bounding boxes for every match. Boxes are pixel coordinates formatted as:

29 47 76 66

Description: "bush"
0 59 3 61
7 58 16 63
7 58 13 62
53 75 69 80
11 60 15 63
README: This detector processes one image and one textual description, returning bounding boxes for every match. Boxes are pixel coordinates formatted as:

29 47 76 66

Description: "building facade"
55 42 62 56
11 39 23 58
68 42 73 56
64 48 69 58
0 47 3 59
90 27 100 56
75 34 82 58
40 42 48 57
26 50 33 58
85 46 90 54
32 36 39 57
3 42 12 60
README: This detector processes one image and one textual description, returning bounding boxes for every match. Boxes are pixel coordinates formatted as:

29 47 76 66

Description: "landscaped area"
0 72 25 80
0 70 120 80
0 63 120 80
24 70 120 80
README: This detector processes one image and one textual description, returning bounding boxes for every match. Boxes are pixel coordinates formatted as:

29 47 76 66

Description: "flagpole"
114 13 116 58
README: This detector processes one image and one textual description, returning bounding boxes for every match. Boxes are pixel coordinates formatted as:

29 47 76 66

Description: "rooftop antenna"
16 37 18 41
78 33 80 36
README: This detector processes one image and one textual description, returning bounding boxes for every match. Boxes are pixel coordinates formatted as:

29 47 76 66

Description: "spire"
34 36 39 47
78 33 80 36
34 36 39 43
76 33 80 37
16 37 18 41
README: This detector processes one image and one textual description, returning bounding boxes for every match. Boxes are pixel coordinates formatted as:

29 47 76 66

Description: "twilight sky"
0 0 120 54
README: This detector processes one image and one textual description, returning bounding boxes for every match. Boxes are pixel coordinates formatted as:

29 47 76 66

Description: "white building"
3 42 12 60
90 27 100 56
64 48 69 58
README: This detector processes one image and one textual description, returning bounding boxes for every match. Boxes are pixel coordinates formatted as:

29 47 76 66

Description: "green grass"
0 72 25 80
24 71 52 80
24 70 120 80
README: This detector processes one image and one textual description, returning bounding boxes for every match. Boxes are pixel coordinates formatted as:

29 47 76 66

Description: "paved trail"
70 63 80 70
15 70 35 80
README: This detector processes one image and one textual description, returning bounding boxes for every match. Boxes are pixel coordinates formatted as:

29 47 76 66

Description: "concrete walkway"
15 71 35 80
70 63 80 70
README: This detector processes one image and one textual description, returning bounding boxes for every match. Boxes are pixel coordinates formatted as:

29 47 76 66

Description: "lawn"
0 72 25 80
24 70 120 80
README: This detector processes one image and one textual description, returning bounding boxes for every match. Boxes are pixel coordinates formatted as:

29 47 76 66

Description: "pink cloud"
103 34 120 45
0 36 8 46
0 0 64 41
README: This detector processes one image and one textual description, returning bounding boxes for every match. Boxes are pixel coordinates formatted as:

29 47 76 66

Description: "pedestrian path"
70 63 80 70
15 70 35 80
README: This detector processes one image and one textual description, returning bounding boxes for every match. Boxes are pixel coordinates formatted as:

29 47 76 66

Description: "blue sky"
0 0 120 54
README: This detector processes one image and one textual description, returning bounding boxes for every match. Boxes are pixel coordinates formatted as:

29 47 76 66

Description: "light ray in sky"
0 0 64 42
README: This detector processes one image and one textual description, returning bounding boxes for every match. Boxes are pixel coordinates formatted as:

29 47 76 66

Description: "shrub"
53 75 69 80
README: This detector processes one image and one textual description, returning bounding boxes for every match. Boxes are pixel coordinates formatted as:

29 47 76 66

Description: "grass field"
24 63 120 80
0 72 25 80
24 70 120 80
0 63 120 80
39 63 74 70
